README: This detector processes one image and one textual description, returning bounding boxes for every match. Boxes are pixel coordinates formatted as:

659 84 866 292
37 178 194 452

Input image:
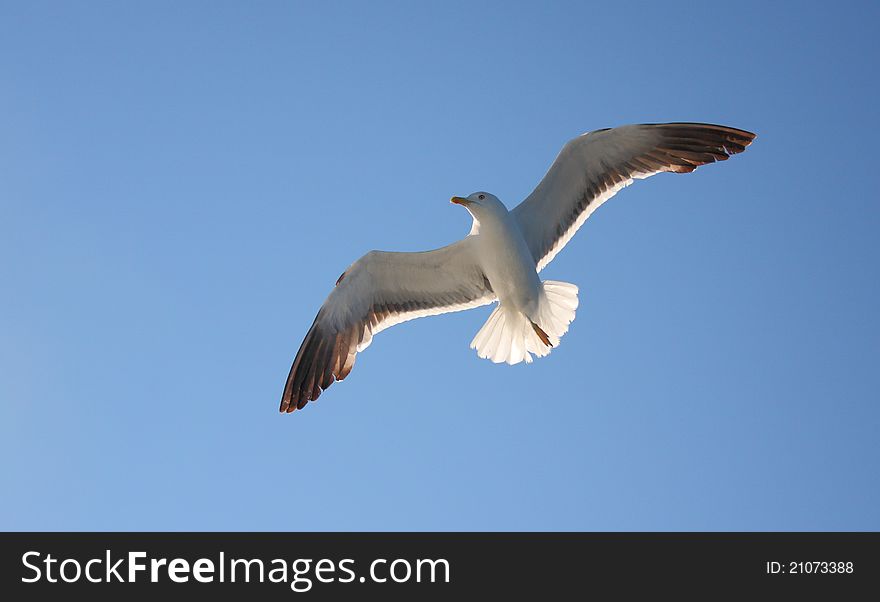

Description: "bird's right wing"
281 237 494 412
512 123 756 271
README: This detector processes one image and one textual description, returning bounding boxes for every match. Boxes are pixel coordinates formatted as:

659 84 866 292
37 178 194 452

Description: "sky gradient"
2 1 879 530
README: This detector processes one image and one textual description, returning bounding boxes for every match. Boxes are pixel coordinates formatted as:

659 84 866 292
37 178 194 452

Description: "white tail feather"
470 280 579 365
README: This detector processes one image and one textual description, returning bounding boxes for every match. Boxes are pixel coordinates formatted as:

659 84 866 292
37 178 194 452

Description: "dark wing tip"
649 121 756 137
280 321 351 414
653 122 756 149
635 123 756 174
280 306 372 414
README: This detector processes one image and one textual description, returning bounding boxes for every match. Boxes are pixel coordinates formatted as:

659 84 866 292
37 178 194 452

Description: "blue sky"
2 1 878 530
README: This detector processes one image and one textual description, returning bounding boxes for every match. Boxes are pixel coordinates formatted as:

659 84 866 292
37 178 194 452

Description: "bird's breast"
476 215 541 314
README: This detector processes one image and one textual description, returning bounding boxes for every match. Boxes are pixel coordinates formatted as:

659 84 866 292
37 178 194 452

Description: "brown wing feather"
513 123 756 271
281 243 494 413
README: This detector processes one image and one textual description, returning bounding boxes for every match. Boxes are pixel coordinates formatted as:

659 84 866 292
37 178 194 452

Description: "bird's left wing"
281 236 494 412
511 123 756 272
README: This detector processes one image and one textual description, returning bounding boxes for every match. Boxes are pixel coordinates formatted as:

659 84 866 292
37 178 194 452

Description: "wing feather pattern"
512 123 756 271
281 237 494 412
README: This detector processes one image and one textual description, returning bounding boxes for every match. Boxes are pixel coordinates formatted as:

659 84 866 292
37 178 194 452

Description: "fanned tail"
469 280 579 365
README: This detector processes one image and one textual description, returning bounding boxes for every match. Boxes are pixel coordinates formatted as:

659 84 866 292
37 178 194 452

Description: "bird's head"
450 192 506 222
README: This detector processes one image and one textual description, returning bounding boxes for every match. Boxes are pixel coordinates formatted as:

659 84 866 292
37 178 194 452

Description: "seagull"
281 122 755 413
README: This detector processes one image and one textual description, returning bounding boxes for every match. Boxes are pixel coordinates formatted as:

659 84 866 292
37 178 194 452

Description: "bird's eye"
478 194 485 200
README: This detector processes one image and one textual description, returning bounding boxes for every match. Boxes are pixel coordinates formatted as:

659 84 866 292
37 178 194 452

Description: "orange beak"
450 196 470 206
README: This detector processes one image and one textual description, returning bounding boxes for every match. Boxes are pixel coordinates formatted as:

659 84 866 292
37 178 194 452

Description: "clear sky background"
2 1 878 531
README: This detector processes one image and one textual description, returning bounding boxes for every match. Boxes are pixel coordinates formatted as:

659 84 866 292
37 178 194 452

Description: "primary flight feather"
281 122 756 413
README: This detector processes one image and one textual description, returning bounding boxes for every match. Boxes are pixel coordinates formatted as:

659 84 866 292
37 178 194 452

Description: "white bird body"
453 192 580 365
465 194 541 317
281 122 756 413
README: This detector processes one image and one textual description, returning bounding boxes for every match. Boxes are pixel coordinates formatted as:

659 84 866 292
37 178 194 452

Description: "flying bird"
281 122 756 413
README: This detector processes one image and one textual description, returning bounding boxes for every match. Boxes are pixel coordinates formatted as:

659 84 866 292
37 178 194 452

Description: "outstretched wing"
281 237 494 412
512 123 756 271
